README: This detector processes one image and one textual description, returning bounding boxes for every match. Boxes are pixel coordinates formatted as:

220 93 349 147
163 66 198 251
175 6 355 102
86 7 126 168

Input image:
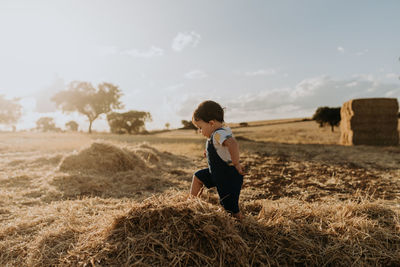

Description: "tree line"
1 85 400 133
0 81 152 134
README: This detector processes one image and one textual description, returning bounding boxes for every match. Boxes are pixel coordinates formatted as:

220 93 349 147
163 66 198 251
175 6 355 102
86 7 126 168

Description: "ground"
0 119 399 266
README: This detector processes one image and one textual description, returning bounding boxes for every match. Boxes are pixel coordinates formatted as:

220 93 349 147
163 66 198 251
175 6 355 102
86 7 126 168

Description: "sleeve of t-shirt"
213 128 233 145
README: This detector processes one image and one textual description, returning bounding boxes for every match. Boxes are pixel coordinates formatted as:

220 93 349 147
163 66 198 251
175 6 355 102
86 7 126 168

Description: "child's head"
192 100 224 123
192 100 224 138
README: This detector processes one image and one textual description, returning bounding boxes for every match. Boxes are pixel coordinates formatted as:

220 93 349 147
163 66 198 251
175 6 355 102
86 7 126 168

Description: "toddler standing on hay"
190 100 244 219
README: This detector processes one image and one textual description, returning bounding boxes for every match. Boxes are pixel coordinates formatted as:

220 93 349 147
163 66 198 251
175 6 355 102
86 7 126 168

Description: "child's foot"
233 212 244 220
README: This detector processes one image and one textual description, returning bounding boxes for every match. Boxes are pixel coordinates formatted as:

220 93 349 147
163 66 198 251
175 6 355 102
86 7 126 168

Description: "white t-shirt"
208 126 233 164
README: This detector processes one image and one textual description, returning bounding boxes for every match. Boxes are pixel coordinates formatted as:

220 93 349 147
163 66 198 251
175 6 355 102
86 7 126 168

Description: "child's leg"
216 178 243 217
190 175 204 197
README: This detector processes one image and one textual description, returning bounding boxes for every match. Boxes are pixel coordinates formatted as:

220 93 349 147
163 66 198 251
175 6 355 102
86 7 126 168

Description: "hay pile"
59 142 148 173
53 142 190 199
47 193 399 267
340 98 399 146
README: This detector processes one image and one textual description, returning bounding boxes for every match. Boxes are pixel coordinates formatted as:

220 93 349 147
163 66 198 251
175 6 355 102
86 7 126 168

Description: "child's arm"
223 137 244 175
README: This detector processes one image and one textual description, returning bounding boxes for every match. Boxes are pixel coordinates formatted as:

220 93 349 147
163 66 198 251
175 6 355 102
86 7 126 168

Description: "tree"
52 81 123 133
0 95 22 129
181 120 197 130
36 117 57 132
107 110 152 134
312 107 341 132
165 122 170 130
65 120 79 132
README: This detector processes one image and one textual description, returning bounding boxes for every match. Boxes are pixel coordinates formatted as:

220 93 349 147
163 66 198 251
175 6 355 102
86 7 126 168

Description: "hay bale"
340 98 399 146
59 142 147 173
341 98 399 116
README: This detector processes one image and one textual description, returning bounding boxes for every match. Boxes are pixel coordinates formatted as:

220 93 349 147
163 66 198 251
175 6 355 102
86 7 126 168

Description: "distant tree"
52 81 123 133
312 107 341 132
0 95 22 129
181 120 197 130
36 117 57 132
239 122 249 127
65 120 79 132
165 122 170 130
107 110 152 134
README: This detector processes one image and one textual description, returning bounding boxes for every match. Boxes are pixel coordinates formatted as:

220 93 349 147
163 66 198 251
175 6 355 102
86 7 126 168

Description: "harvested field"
0 120 399 266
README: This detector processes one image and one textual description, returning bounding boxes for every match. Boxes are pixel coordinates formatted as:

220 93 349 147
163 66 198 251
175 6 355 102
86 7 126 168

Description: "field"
1 120 399 266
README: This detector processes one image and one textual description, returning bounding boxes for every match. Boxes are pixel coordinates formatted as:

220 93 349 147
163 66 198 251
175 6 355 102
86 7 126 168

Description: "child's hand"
203 149 206 158
234 163 245 175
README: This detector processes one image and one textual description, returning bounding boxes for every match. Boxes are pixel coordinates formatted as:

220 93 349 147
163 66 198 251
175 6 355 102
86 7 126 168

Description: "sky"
0 0 399 131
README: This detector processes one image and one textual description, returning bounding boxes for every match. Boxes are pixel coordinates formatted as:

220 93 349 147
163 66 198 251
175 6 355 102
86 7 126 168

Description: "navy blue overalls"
195 129 244 214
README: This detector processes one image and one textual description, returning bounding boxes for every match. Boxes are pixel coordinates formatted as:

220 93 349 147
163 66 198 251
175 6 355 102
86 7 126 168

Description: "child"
190 100 244 219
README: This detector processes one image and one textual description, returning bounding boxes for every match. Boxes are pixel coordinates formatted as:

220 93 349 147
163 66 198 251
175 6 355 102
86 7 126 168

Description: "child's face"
193 119 214 138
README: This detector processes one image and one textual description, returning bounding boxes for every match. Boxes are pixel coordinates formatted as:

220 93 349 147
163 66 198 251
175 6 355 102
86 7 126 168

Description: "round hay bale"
59 142 147 173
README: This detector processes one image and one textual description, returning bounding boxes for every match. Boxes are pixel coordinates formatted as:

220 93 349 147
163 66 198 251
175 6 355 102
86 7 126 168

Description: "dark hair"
193 100 224 122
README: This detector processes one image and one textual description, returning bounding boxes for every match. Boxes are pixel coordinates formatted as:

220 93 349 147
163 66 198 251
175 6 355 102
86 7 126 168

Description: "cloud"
345 81 358 87
122 46 164 58
173 95 207 118
185 70 207 79
96 45 119 56
224 76 400 121
164 83 185 93
172 31 201 52
337 46 345 53
163 75 400 125
291 75 399 107
245 68 278 76
386 73 398 79
355 49 368 56
96 45 164 58
351 73 375 82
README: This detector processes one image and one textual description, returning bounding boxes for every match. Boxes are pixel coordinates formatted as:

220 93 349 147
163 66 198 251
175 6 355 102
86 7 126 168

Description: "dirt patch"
240 152 400 202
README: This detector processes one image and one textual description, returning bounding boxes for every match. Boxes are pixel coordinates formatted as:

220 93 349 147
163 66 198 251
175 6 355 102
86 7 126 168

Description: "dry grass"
2 193 398 266
0 119 399 266
233 120 342 144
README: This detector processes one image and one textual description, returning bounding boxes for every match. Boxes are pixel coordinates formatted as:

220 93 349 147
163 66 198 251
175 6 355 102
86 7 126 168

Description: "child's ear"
209 120 215 126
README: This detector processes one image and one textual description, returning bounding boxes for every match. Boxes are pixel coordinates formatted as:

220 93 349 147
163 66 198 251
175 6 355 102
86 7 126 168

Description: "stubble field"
1 119 399 266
